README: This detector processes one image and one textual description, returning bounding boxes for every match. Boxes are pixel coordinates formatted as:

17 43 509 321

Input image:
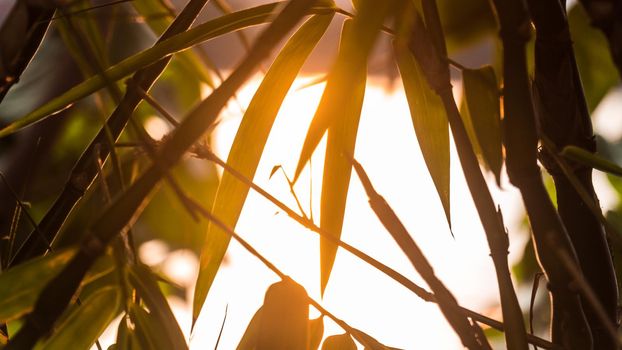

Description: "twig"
193 148 557 349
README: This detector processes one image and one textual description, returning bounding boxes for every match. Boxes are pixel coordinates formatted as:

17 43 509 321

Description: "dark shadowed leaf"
308 316 324 350
569 4 620 111
561 145 622 177
193 12 333 322
256 278 309 350
129 264 188 350
393 40 451 229
321 333 356 350
462 66 503 184
38 287 120 350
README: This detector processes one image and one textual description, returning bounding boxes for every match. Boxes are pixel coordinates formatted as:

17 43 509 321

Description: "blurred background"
1 0 621 348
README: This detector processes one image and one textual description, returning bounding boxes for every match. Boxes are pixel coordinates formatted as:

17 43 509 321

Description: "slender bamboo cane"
528 0 619 347
488 0 592 347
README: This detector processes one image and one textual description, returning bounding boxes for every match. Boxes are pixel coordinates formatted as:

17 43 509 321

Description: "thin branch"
193 147 557 349
349 155 488 350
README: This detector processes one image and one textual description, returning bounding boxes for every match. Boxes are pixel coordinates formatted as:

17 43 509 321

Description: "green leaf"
393 40 451 229
133 0 216 88
0 1 336 138
193 13 333 322
0 248 114 323
569 4 620 111
0 249 76 323
236 307 263 350
130 304 173 350
308 316 324 350
256 279 309 350
129 264 188 350
321 334 357 350
294 0 395 295
37 287 120 350
462 66 503 184
561 145 622 177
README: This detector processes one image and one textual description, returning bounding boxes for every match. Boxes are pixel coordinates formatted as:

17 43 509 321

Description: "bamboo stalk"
528 0 619 347
488 0 592 348
406 7 528 350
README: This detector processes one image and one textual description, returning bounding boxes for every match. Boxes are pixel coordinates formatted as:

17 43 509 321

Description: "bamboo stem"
528 1 619 347
489 0 593 347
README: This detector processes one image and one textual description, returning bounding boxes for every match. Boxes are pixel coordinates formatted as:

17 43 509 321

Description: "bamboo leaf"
130 304 172 350
129 264 188 350
308 316 324 350
293 1 394 180
0 248 114 323
293 0 395 294
350 328 396 350
0 1 336 138
393 40 451 229
236 307 263 350
133 0 216 87
193 13 333 322
569 4 620 111
37 287 120 350
462 66 503 184
321 334 356 350
256 279 309 350
561 145 622 177
0 249 76 323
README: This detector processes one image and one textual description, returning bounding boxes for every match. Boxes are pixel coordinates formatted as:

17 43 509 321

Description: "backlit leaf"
257 279 309 350
308 316 324 350
393 40 451 229
37 287 120 350
321 334 356 350
294 0 395 294
462 66 503 184
236 307 263 350
193 13 333 322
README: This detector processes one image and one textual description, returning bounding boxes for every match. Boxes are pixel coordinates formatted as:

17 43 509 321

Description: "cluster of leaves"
0 0 621 349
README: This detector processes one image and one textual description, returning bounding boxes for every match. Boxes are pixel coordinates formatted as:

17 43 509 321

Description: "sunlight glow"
98 75 534 350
